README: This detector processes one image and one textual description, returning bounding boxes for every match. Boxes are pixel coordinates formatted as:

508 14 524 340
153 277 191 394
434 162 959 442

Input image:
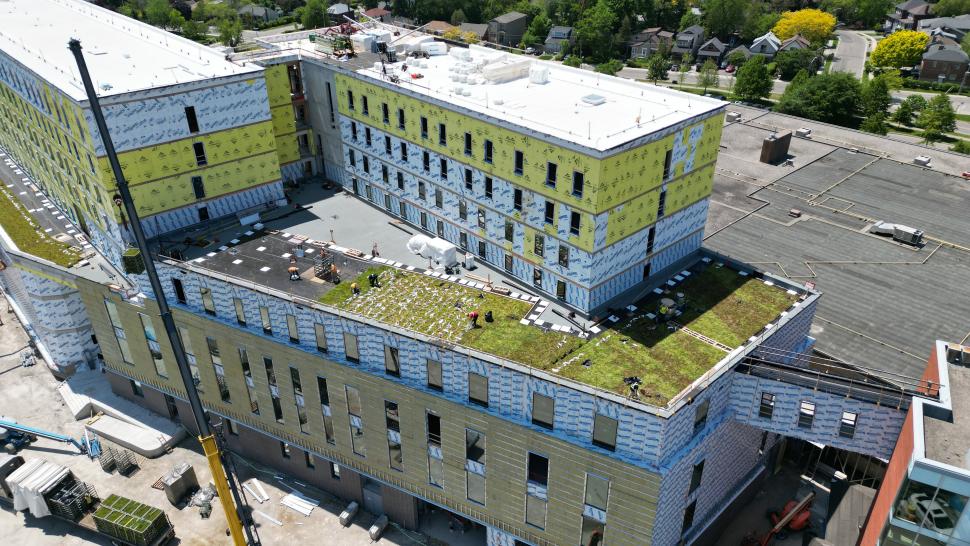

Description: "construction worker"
351 282 360 295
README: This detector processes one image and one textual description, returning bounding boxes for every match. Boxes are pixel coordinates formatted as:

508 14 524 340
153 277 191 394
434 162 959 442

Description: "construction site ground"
0 308 455 546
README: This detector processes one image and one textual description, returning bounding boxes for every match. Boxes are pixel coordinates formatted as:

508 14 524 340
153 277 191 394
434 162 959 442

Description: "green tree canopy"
775 49 819 80
870 30 930 67
892 94 927 126
703 0 747 39
860 112 889 135
931 0 970 16
775 72 862 124
962 33 970 57
699 59 719 92
918 94 957 142
302 0 329 30
679 10 701 31
217 16 242 47
522 11 551 47
861 74 892 117
574 0 618 63
733 55 773 101
646 53 671 83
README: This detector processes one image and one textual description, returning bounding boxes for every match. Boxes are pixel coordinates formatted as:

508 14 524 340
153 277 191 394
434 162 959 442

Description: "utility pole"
68 39 256 546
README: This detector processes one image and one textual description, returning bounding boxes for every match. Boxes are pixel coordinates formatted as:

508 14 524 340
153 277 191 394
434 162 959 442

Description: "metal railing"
736 357 921 410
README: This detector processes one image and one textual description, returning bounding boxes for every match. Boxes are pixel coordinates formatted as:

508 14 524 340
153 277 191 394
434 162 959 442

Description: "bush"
901 78 970 95
952 140 970 154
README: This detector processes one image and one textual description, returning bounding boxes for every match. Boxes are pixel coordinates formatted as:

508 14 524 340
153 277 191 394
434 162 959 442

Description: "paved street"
830 30 870 77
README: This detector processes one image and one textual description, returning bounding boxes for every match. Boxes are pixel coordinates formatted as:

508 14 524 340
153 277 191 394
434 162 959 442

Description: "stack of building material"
281 491 318 517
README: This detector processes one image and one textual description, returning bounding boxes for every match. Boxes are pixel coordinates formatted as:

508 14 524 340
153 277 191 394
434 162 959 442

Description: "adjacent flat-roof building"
859 341 970 546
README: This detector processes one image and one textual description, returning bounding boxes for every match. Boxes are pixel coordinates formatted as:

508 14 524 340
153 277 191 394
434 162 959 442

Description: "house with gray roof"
488 11 528 47
543 26 575 54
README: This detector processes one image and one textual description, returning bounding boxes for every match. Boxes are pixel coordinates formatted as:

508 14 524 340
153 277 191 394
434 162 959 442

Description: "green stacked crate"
93 494 171 546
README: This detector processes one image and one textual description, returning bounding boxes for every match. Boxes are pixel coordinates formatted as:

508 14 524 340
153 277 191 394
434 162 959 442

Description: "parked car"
909 493 955 533
670 63 680 71
725 65 736 73
720 61 728 69
704 93 727 100
525 47 536 55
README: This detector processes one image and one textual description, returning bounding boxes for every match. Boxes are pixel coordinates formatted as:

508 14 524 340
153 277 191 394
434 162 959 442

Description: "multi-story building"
859 341 970 546
0 0 295 267
251 35 724 315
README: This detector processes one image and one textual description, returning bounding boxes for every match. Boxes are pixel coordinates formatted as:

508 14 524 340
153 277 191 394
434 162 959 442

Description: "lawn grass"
0 185 79 267
956 113 970 123
322 264 797 405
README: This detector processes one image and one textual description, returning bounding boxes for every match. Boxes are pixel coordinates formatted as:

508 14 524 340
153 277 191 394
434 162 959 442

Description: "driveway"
830 30 870 77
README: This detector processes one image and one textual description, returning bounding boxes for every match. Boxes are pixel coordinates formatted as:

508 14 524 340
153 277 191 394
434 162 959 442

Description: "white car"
909 493 955 533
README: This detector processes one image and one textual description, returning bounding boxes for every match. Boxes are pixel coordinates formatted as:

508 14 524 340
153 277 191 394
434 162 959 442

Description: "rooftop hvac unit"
892 225 923 245
483 58 532 83
420 42 447 56
914 155 932 167
725 111 741 122
795 127 812 138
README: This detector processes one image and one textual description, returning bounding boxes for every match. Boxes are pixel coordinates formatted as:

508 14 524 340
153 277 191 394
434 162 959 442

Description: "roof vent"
582 94 606 106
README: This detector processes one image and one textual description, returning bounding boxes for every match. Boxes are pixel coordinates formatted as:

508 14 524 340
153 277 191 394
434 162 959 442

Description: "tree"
861 75 892 117
522 11 551 47
742 12 781 42
788 69 810 91
893 94 927 126
646 53 671 83
181 19 207 41
772 9 837 43
462 31 481 44
703 0 747 39
733 55 773 101
775 72 862 124
679 53 692 82
450 9 466 26
726 49 748 68
860 112 889 135
302 0 329 30
931 0 970 16
775 49 819 80
574 0 618 63
699 59 719 92
962 33 970 57
596 59 625 75
870 30 930 67
918 94 956 143
217 16 242 47
145 0 172 27
679 10 701 31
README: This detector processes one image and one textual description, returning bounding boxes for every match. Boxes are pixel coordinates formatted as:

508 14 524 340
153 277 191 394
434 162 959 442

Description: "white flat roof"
266 31 724 151
0 0 261 101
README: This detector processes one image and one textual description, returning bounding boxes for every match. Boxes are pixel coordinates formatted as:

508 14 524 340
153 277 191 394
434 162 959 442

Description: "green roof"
0 185 79 267
321 264 799 405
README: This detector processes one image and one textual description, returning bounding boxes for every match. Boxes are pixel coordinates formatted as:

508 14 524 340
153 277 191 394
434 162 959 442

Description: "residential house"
919 44 970 83
778 34 811 53
459 23 489 42
750 31 781 58
488 11 529 46
237 4 281 24
671 25 706 59
543 26 575 54
696 38 727 66
327 3 354 22
919 14 970 41
884 0 932 33
424 20 456 36
362 7 391 22
628 27 674 59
